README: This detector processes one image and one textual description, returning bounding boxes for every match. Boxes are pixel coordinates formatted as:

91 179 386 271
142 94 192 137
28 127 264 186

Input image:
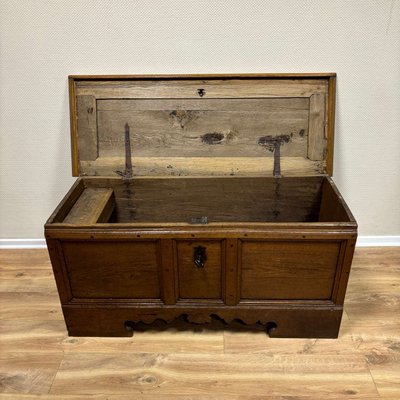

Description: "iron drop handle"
194 246 207 268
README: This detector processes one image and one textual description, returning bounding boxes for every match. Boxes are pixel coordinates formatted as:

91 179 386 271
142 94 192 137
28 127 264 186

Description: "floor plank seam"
366 363 383 399
47 350 65 395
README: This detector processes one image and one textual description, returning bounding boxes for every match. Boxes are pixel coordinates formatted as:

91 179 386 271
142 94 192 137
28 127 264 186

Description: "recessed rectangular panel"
96 98 309 158
240 241 340 300
62 241 160 299
176 240 223 299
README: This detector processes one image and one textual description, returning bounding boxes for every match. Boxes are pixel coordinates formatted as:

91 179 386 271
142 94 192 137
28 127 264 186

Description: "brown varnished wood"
46 178 84 223
45 73 357 338
240 240 340 300
333 238 357 305
175 240 224 300
60 240 161 300
84 176 325 223
45 238 71 303
319 177 355 222
46 224 357 239
224 238 239 305
159 239 177 305
61 305 343 338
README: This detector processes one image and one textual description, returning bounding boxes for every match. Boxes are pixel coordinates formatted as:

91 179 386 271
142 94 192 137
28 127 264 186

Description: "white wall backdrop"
1 0 399 239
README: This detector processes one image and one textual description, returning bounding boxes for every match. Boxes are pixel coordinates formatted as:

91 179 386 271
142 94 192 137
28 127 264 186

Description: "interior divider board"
63 188 115 224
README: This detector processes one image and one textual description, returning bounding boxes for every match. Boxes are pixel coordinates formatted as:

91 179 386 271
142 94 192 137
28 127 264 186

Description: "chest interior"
49 73 352 226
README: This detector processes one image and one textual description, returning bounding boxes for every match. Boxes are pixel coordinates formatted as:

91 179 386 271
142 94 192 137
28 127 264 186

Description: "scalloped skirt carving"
62 305 343 338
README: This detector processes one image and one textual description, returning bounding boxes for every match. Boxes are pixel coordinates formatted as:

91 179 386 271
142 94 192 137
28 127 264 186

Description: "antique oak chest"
45 73 357 338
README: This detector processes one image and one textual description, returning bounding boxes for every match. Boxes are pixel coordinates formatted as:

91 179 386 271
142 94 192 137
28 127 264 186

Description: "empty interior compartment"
57 176 352 224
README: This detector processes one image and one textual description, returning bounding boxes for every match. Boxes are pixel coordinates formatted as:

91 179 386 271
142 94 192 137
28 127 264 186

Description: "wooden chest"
45 73 357 338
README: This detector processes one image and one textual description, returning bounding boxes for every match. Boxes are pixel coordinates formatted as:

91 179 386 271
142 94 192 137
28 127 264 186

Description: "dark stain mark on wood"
87 107 94 114
274 179 281 198
258 134 293 177
344 390 357 395
115 123 133 179
169 110 196 129
202 132 224 145
299 129 305 137
272 210 280 219
258 134 291 151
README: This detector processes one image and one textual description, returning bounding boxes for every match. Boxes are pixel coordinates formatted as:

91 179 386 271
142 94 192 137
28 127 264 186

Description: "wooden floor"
0 248 399 399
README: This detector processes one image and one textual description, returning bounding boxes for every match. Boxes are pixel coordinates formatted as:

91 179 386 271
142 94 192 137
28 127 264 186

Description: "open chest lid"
69 73 336 177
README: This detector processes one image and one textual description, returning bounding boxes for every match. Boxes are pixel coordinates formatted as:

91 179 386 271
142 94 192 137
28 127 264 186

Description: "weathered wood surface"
80 156 325 177
308 93 327 160
96 98 309 158
68 74 335 177
76 96 97 161
83 176 324 223
75 78 328 98
1 247 399 398
62 188 114 224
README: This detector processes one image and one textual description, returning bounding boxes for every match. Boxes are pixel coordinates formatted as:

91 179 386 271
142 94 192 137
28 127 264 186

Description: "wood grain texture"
0 353 63 395
76 96 97 161
80 156 325 177
83 176 325 223
74 78 328 98
308 94 326 161
1 248 398 398
62 188 114 224
68 74 334 177
60 241 161 299
240 240 340 299
96 98 309 158
175 240 223 299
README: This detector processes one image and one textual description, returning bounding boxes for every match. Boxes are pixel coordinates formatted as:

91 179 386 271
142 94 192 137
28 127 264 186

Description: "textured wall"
1 0 399 238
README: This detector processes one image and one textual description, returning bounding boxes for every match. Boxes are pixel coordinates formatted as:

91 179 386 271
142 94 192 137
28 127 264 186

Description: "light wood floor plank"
50 352 379 398
61 330 224 354
1 292 63 321
0 352 62 395
0 395 236 400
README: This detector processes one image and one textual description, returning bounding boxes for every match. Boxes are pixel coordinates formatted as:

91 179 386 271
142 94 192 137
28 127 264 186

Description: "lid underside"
69 74 336 177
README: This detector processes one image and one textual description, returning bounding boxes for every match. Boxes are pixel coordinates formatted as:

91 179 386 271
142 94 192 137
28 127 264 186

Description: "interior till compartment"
54 176 352 225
